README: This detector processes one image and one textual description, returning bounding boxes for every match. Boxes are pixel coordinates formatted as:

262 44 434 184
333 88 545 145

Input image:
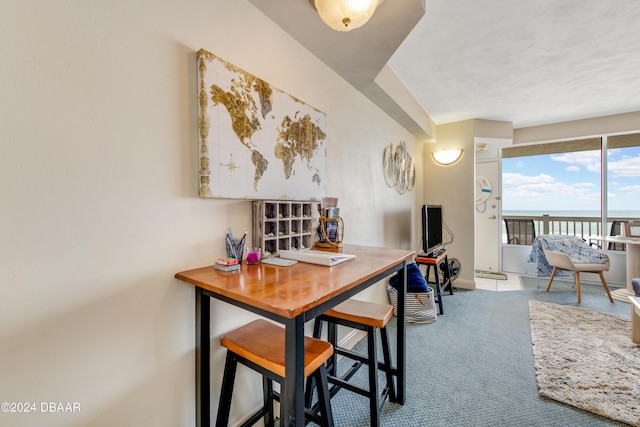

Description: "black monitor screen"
421 204 443 255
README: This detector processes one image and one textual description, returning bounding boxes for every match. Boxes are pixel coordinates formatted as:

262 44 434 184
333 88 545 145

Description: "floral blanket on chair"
527 234 608 277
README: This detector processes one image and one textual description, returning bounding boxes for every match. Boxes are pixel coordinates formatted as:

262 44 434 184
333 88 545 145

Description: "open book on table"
278 249 356 267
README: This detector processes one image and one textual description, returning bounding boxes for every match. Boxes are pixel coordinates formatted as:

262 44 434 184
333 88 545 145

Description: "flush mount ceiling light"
432 149 464 166
312 0 382 32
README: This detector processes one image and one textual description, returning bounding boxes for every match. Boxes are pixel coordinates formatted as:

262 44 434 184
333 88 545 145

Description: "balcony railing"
502 215 637 250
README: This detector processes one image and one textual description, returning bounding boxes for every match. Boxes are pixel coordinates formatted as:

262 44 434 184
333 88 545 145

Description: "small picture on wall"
197 49 328 200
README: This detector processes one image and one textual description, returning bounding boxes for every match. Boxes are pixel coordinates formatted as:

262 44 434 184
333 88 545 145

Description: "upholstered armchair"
529 234 613 303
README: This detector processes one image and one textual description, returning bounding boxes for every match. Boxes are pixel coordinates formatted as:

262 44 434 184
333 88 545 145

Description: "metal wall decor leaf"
383 141 414 194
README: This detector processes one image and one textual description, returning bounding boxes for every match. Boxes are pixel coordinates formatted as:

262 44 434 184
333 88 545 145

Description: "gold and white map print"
197 49 327 200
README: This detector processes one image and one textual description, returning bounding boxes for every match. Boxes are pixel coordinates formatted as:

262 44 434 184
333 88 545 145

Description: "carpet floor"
322 277 634 426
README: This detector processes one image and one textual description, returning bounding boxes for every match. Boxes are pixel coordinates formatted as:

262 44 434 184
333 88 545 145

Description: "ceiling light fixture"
432 149 464 166
313 0 382 32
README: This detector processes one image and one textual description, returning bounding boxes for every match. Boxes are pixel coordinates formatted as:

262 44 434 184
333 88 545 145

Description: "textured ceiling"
249 0 640 133
389 0 640 129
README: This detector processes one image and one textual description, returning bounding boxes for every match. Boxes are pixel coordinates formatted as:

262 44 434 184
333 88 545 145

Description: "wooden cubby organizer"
252 200 317 257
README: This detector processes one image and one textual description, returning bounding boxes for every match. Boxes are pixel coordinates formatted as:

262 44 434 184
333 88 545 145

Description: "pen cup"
226 239 245 262
246 248 262 265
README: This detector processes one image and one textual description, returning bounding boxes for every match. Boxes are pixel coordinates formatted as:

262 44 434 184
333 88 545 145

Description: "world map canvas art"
197 49 328 200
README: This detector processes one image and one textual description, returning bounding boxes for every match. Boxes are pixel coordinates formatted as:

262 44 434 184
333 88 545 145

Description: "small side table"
415 250 453 315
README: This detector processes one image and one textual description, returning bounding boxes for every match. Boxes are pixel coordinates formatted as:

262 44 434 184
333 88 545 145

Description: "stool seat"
324 299 393 329
311 299 396 427
218 319 334 427
221 319 333 378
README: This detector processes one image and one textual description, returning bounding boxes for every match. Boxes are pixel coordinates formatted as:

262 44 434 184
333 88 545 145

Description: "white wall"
0 1 422 426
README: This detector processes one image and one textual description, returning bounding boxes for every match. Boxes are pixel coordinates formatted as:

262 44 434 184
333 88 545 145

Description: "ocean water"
503 210 640 218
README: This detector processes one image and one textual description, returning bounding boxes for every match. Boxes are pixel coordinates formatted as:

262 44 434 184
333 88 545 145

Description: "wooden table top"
415 249 448 265
588 235 640 245
175 244 414 319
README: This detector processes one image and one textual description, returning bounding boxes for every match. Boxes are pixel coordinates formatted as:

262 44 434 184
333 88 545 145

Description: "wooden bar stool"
309 299 395 427
216 319 334 427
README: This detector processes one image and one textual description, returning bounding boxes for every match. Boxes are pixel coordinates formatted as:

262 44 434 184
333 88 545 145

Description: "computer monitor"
421 204 443 256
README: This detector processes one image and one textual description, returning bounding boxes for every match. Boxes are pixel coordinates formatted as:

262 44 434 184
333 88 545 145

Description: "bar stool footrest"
333 347 396 377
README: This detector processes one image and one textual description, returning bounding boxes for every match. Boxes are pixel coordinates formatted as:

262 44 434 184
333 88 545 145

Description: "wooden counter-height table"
175 244 414 427
588 235 640 302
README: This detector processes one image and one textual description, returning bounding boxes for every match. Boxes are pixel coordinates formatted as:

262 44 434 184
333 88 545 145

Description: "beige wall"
0 1 423 426
514 111 640 144
424 121 476 289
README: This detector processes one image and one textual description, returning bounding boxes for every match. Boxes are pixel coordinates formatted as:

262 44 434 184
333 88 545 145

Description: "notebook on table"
278 249 356 267
261 257 298 267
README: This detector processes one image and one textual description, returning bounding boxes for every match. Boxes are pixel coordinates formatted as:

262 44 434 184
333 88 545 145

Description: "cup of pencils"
225 229 246 262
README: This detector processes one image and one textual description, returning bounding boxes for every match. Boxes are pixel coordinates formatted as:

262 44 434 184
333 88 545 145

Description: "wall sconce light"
432 149 464 166
312 0 382 32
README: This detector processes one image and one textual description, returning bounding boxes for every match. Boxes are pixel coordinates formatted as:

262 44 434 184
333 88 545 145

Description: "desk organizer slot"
253 200 317 257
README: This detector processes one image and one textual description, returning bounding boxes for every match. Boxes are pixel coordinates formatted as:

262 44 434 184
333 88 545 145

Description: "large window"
502 139 601 214
501 135 640 243
607 134 640 218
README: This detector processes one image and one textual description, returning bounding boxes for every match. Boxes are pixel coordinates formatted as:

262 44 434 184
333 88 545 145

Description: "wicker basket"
387 286 437 324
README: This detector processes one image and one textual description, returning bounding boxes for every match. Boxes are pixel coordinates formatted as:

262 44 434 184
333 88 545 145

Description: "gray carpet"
325 277 633 426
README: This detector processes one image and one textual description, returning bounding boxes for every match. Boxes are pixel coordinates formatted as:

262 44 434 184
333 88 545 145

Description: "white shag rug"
529 300 640 426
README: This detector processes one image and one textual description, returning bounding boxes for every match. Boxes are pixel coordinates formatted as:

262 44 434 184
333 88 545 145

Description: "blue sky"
502 146 640 212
